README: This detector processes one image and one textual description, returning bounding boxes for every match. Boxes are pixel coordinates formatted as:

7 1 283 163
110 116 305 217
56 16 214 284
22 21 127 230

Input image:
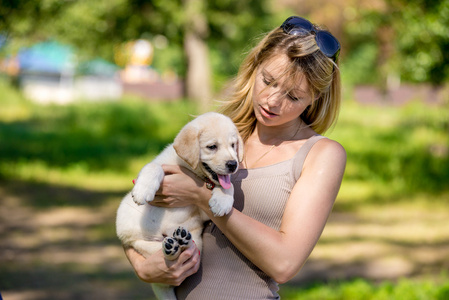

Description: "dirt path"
1 180 448 299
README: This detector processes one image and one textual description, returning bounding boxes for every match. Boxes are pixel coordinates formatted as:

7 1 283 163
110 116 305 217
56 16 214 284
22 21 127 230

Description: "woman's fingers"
161 164 183 175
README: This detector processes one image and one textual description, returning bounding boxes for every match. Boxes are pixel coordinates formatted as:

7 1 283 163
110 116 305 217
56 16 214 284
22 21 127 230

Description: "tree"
342 0 449 86
1 0 274 107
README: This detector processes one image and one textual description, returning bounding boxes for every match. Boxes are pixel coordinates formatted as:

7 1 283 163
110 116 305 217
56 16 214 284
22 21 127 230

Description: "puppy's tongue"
218 174 231 189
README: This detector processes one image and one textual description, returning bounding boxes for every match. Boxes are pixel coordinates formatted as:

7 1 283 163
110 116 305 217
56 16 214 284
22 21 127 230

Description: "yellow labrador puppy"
116 112 243 300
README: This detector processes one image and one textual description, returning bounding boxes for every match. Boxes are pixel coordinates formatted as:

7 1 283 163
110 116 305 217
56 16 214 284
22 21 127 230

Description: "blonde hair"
219 27 341 141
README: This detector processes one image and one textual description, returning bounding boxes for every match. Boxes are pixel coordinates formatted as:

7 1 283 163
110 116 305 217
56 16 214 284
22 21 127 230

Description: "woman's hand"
124 243 200 286
151 165 211 208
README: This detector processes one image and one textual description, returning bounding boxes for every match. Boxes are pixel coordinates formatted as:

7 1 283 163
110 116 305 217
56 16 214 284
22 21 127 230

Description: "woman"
125 16 346 299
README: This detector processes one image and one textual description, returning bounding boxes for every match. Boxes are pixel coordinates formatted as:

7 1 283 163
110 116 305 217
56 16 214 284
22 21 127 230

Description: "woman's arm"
157 139 346 284
206 139 346 283
124 244 200 286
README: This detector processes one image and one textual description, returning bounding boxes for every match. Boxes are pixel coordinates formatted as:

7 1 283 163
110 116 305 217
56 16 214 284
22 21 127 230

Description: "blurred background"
0 0 448 299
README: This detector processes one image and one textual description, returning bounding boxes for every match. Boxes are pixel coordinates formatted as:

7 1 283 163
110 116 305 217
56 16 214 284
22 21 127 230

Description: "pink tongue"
218 175 231 189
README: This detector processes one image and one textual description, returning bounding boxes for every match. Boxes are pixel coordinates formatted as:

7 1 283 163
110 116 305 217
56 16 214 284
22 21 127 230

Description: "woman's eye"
207 145 217 150
263 78 271 85
288 94 299 101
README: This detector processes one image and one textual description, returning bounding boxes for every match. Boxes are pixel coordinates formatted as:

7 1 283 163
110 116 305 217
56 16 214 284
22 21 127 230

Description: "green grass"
1 80 447 199
328 99 449 210
280 276 449 300
0 79 198 191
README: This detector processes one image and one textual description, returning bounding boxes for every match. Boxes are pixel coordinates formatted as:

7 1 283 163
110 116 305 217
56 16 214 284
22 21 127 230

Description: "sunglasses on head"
280 16 340 61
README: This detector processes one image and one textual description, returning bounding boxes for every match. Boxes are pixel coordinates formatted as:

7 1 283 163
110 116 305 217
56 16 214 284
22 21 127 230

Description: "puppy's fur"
116 112 243 300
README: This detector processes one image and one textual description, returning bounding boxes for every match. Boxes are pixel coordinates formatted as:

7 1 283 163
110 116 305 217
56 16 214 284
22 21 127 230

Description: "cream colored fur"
116 112 243 300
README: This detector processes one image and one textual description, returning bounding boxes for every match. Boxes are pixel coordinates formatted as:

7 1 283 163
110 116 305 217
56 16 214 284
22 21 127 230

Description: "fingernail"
132 179 136 185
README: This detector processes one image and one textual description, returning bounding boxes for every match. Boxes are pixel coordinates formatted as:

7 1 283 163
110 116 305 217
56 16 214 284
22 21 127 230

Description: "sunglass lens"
316 31 340 58
283 17 313 34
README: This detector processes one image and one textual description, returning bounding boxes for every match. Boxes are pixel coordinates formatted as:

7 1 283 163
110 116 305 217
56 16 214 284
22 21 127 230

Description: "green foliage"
280 276 449 300
328 99 449 206
1 79 448 200
206 0 274 76
2 0 449 87
0 80 198 180
0 0 272 75
340 43 378 86
390 0 449 83
343 0 449 85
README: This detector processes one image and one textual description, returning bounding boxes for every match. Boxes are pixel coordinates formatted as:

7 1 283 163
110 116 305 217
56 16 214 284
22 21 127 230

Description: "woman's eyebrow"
288 88 308 99
261 69 274 79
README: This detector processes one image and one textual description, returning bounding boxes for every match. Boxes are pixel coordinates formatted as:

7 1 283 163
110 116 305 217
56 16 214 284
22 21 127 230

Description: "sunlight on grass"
0 159 147 192
1 81 448 204
0 80 199 192
280 275 449 300
0 79 33 122
328 99 449 203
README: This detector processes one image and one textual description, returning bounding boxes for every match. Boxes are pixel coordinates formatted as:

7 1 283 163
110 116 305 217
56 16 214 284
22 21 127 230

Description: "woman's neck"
252 120 305 146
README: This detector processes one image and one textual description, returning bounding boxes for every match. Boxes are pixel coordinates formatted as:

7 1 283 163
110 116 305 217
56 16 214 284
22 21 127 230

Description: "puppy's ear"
237 133 244 163
173 124 200 169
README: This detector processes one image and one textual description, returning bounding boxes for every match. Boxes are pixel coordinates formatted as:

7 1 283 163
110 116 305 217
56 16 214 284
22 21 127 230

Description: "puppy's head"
173 112 243 189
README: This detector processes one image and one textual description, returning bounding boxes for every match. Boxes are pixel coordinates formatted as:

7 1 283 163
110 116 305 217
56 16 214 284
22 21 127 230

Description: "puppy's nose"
226 160 238 172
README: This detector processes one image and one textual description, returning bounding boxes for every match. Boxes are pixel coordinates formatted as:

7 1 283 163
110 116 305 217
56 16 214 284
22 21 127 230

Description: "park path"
1 180 448 299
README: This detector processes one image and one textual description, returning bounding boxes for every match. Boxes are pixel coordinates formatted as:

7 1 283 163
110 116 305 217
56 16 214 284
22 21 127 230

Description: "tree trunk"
183 0 211 112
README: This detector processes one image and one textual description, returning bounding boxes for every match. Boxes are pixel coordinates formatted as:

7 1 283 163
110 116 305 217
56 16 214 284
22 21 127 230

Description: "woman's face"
252 55 314 128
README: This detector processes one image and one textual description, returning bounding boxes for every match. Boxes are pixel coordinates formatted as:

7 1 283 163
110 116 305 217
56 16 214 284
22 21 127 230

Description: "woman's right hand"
151 164 212 210
124 243 200 286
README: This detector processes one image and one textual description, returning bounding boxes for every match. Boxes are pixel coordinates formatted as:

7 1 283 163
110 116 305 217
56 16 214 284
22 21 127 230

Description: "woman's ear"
173 125 200 169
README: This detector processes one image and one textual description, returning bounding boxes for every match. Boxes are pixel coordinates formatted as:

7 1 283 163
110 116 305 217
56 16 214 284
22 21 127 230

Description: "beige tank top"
175 135 326 300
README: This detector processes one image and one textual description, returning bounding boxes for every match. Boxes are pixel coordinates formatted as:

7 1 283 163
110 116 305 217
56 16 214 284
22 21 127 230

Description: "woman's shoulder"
313 136 345 152
305 136 346 168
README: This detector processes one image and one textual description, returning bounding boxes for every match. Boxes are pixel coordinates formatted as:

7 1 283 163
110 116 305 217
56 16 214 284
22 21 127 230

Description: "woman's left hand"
151 165 211 208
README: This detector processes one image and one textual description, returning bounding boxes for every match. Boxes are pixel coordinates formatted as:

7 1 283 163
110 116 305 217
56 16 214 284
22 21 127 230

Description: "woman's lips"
260 106 278 118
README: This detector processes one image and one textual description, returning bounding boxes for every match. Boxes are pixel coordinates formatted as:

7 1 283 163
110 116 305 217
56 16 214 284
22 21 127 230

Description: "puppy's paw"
131 164 165 205
162 237 180 260
162 227 192 260
131 181 160 205
209 194 234 217
173 226 192 248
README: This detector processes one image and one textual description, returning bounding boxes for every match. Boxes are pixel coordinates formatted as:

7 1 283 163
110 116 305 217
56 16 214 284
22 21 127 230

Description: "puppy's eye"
231 143 235 148
207 145 217 150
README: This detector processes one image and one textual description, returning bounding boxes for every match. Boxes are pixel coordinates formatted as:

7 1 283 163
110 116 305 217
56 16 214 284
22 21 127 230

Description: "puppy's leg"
151 283 176 300
131 240 163 258
209 185 234 217
132 163 164 205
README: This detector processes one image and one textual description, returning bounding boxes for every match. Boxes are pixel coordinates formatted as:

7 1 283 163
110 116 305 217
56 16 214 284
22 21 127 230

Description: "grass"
327 98 449 210
1 78 448 299
280 276 449 300
1 79 447 200
0 79 198 191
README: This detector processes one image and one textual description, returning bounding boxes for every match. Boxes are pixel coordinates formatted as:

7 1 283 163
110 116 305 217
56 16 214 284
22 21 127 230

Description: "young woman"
124 16 346 299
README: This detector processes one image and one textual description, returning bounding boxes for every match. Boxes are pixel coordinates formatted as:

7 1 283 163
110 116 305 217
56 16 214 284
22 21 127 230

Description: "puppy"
116 112 243 300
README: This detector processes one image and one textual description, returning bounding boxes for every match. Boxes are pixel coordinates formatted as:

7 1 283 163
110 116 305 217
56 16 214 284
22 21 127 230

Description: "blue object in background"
17 41 75 74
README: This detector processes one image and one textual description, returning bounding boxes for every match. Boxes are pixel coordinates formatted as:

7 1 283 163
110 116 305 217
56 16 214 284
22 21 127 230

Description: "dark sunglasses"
280 16 340 61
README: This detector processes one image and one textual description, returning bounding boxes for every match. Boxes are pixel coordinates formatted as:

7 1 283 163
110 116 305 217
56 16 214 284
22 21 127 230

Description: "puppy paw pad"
173 226 192 247
162 237 180 259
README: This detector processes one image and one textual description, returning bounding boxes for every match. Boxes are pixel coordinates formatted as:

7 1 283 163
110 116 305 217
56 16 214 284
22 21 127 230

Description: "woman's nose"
266 88 283 106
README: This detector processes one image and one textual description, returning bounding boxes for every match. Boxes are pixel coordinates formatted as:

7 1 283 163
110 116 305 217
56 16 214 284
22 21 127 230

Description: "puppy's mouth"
202 163 232 189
